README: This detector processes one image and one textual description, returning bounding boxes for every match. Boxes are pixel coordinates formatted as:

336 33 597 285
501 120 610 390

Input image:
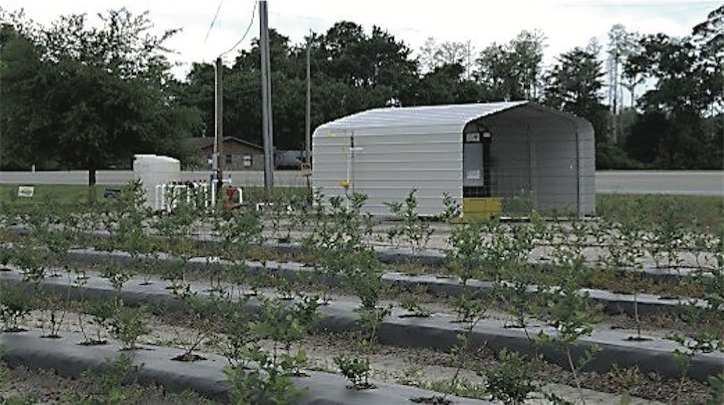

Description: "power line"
563 1 720 7
204 0 225 44
220 0 258 57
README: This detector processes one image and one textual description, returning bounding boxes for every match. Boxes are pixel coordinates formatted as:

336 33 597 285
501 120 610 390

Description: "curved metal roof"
314 101 591 134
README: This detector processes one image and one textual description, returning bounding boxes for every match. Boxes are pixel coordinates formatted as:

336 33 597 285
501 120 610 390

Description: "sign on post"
17 185 34 198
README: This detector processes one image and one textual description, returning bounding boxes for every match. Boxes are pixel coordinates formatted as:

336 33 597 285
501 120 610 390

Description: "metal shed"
311 101 595 218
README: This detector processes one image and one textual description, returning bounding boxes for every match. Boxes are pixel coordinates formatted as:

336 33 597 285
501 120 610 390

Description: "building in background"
187 137 264 171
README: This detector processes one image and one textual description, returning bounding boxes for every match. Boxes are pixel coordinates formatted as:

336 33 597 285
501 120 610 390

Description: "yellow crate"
461 197 502 221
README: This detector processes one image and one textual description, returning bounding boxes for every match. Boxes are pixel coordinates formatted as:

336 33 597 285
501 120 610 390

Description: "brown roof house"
187 137 264 171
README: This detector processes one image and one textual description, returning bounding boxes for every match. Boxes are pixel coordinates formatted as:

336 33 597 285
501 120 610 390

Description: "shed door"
463 131 491 197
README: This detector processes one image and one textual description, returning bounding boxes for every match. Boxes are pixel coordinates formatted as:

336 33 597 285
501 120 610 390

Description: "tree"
621 5 723 170
606 24 642 142
475 30 546 101
0 23 57 170
0 8 202 197
403 62 486 106
544 41 609 146
418 37 439 74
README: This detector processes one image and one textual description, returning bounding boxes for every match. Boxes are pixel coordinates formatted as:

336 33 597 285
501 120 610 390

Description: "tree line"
1 5 721 178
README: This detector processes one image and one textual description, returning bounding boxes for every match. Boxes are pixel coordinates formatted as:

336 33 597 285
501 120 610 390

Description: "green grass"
596 194 724 234
0 184 110 209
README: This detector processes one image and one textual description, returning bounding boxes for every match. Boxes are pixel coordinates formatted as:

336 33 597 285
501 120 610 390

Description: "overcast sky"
3 0 719 79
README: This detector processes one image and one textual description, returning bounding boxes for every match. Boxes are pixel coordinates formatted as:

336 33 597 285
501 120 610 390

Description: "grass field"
596 193 723 233
0 184 108 207
1 183 721 233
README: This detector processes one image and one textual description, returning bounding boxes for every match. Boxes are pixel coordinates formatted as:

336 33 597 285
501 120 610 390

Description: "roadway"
1 170 722 195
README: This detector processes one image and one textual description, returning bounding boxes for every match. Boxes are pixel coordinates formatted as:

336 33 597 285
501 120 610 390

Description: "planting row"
2 184 722 273
1 257 723 402
1 183 722 403
47 247 719 321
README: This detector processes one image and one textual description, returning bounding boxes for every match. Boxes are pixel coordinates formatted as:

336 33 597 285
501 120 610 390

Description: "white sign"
466 170 481 180
17 185 34 198
466 132 481 142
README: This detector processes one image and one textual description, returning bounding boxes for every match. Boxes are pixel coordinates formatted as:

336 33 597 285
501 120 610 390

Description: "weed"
65 354 143 405
606 364 646 388
706 372 724 405
666 330 724 404
397 365 424 387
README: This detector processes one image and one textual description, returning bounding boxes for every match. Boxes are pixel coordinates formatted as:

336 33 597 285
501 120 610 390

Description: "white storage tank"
133 154 180 208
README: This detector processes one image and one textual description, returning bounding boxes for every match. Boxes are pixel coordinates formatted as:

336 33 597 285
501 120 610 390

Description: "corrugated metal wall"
577 122 597 215
482 108 596 216
312 125 462 216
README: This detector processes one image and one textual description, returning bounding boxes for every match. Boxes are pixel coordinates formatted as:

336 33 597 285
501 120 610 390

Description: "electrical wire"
563 1 719 7
204 0 225 44
220 0 258 58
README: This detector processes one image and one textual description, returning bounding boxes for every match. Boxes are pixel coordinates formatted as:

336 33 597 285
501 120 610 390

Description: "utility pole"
214 56 224 201
260 0 274 192
305 31 311 167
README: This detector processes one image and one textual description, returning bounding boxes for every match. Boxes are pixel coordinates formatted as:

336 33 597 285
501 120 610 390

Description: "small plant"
399 285 431 318
0 282 35 332
603 217 647 340
606 364 646 389
38 292 67 338
535 259 602 404
344 249 386 311
225 295 320 403
80 296 115 345
643 205 684 270
449 292 489 324
171 294 224 362
225 357 303 405
498 272 537 331
12 239 46 283
101 261 135 292
397 365 424 387
334 352 371 389
108 299 150 350
215 207 263 296
477 349 542 405
334 305 391 390
445 220 487 287
680 258 724 323
439 192 461 222
383 189 433 254
154 200 199 293
213 296 255 368
442 286 489 402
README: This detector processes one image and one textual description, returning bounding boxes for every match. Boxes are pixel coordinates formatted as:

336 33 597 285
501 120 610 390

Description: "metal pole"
212 59 219 174
260 0 274 192
305 31 311 166
215 57 224 199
